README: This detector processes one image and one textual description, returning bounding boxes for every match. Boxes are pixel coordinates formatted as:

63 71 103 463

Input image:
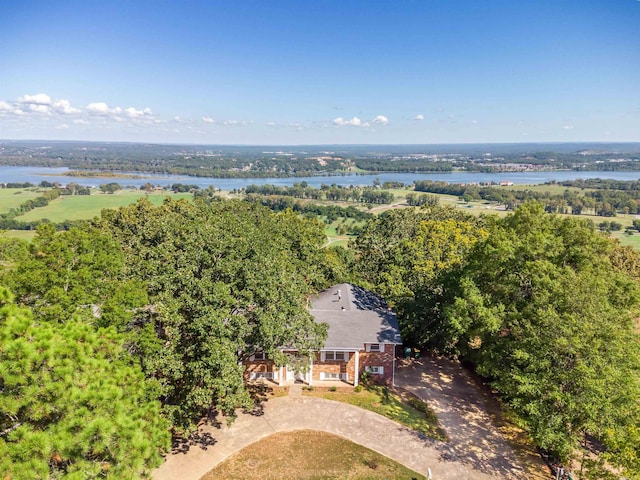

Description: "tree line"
244 183 394 204
415 179 640 216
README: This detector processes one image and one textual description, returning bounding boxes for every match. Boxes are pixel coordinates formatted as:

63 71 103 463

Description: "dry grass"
201 430 425 480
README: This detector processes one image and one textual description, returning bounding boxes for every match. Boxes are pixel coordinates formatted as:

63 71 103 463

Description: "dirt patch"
200 430 425 480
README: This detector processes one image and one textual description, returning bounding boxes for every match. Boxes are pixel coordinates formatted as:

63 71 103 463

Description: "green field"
15 190 192 222
7 184 640 251
0 188 45 214
2 229 37 241
611 231 640 249
503 183 590 194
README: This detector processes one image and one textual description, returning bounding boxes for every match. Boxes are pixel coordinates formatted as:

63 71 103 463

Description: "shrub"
408 396 429 413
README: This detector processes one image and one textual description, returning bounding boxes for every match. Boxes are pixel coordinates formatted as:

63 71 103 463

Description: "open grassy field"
611 231 640 249
503 183 590 194
201 430 425 480
1 229 37 241
7 184 640 252
15 190 192 222
0 188 44 214
322 218 363 248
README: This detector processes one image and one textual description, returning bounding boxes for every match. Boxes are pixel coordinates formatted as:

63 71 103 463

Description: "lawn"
322 217 363 248
504 183 589 195
611 231 640 249
303 384 446 441
15 190 192 222
2 230 37 241
201 430 425 480
0 188 44 214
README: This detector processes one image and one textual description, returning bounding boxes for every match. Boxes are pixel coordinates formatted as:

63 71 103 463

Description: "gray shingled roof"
310 283 402 349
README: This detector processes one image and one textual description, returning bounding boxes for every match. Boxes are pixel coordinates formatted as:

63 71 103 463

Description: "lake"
1 166 640 190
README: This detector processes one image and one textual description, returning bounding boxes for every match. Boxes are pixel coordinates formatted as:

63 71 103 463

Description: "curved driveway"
153 389 512 480
396 357 533 479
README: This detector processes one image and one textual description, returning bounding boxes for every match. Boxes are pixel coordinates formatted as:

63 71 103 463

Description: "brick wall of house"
243 360 278 381
358 343 395 384
310 345 396 384
311 352 356 383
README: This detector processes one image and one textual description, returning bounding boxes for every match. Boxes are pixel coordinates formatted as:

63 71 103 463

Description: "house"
243 283 402 387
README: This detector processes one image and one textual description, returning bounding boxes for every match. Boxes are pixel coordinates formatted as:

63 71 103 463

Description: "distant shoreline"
45 170 151 179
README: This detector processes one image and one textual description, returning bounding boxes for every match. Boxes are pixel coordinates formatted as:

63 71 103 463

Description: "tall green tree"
99 198 328 430
353 205 488 346
0 288 170 479
1 223 145 326
441 203 640 474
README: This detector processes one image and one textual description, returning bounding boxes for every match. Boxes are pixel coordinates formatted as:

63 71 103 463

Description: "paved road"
396 357 531 479
153 391 500 480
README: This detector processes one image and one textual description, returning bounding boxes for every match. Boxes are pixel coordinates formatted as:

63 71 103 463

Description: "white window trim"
320 372 347 381
321 351 347 362
249 371 278 380
365 366 384 375
366 343 382 352
250 352 268 361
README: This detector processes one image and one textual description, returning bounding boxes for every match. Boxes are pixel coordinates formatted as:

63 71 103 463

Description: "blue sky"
1 0 639 144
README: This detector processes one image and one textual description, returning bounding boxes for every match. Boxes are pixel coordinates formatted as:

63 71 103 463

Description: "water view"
2 165 640 190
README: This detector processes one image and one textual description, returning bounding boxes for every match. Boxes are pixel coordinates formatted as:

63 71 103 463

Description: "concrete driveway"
396 357 538 479
153 389 502 480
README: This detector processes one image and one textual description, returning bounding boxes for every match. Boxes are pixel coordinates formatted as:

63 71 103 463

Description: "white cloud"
52 99 81 115
266 121 277 127
0 101 13 111
202 115 214 123
413 114 424 121
73 119 89 125
125 106 153 118
333 115 389 128
333 116 363 127
372 115 389 125
87 102 122 116
562 125 574 130
56 123 69 130
18 93 51 105
29 104 50 114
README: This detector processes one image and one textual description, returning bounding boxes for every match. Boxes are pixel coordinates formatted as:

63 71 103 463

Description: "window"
323 351 347 362
367 343 382 352
249 371 277 380
320 372 347 381
365 366 384 375
252 352 268 361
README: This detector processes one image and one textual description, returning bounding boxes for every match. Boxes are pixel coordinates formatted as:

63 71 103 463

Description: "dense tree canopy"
355 202 640 476
443 205 640 467
97 198 329 429
353 205 488 346
0 288 170 479
1 197 337 476
2 223 145 326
